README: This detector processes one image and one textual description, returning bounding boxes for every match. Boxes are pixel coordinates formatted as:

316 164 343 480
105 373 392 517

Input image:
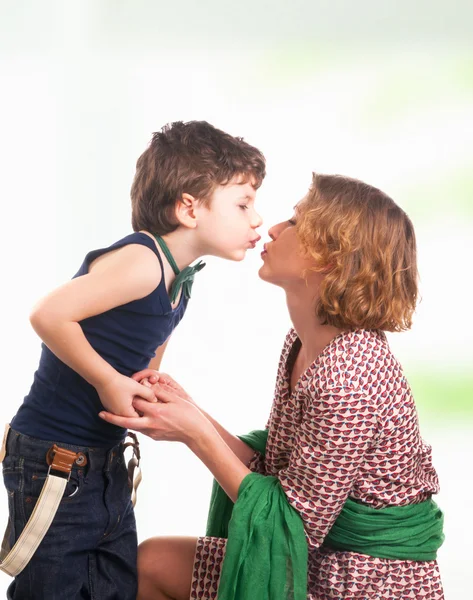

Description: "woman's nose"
267 225 277 240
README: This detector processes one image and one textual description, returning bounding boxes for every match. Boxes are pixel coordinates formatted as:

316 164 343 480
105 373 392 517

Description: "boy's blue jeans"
1 429 138 599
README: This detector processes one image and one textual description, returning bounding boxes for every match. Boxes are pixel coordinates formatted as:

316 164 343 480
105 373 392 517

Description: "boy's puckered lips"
249 236 261 248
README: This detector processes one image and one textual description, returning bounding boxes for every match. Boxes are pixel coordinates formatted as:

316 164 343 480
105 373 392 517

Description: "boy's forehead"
222 176 257 198
230 173 257 188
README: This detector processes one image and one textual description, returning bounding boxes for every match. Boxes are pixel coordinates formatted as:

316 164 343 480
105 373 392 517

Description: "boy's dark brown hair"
298 173 419 332
131 120 266 235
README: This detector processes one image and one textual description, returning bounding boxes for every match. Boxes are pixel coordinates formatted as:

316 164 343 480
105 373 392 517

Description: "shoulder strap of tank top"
130 232 165 273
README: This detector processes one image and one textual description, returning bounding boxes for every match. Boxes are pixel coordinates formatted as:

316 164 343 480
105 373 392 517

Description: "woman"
100 173 445 599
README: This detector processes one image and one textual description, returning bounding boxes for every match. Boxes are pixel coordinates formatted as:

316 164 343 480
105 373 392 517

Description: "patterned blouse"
191 328 444 599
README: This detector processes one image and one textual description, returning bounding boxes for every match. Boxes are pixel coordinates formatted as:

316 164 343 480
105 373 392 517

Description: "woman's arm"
197 410 257 467
99 387 251 502
29 244 159 414
277 385 378 550
132 370 257 466
188 425 251 502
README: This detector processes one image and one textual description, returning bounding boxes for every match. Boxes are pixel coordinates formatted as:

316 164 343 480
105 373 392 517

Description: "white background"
1 1 472 597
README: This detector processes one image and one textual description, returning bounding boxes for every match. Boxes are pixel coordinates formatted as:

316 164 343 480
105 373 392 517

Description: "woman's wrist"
186 418 219 454
187 423 251 503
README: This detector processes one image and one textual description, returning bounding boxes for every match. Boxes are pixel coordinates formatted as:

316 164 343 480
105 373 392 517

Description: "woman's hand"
98 383 212 445
95 373 157 418
133 369 257 468
102 376 252 503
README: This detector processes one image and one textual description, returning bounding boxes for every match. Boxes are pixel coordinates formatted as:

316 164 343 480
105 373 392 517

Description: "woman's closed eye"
287 218 297 226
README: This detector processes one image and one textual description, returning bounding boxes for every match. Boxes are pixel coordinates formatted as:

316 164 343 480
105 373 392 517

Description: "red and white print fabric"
191 329 444 599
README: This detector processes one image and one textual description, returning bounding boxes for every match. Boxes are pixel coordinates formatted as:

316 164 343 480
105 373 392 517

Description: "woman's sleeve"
247 448 266 475
278 385 378 550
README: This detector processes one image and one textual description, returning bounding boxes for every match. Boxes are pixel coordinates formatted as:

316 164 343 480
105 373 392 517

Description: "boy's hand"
95 373 157 418
99 385 212 445
132 369 198 408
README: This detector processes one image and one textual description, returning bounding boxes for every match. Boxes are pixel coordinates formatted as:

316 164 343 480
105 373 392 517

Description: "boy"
1 121 265 599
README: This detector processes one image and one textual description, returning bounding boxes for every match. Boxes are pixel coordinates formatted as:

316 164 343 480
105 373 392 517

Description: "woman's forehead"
294 195 309 213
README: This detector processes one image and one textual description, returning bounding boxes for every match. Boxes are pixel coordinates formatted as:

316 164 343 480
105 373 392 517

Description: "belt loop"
123 433 142 508
0 424 11 463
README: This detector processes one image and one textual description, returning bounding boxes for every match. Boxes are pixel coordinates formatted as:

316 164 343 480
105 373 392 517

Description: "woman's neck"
285 287 344 367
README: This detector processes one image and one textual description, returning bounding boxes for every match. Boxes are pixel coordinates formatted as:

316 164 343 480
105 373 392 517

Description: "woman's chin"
258 264 272 282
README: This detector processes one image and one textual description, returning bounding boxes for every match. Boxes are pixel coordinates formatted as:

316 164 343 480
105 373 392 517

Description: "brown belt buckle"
46 445 87 481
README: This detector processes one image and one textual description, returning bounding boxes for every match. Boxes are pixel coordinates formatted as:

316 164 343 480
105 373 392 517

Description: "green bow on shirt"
154 236 205 304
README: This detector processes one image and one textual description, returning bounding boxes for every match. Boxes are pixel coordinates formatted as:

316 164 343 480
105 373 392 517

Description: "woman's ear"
320 263 334 274
175 193 198 229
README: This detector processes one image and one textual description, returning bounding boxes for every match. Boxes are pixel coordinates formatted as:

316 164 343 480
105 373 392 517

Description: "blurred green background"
0 1 471 597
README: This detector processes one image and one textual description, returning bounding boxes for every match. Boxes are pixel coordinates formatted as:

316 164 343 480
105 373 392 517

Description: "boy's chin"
225 249 246 262
210 247 247 261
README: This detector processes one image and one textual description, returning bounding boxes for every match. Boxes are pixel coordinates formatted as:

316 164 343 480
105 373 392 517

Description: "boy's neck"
142 229 203 271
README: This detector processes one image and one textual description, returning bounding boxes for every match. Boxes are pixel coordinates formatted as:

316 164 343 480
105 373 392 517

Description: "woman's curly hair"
297 173 418 332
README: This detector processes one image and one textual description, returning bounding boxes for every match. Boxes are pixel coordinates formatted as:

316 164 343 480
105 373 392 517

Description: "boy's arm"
147 337 171 371
29 244 160 414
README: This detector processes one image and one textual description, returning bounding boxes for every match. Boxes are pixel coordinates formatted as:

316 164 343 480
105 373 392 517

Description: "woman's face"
258 199 321 290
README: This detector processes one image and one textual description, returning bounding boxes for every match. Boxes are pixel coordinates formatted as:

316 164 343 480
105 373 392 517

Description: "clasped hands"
98 369 210 445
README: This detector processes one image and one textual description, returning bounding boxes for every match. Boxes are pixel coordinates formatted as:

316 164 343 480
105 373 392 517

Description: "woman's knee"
137 536 197 600
138 538 171 585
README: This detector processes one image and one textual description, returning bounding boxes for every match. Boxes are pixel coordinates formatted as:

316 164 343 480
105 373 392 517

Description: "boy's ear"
175 193 198 229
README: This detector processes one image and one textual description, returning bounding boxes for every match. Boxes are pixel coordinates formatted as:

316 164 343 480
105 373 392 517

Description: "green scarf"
206 429 444 599
207 432 308 600
326 495 444 561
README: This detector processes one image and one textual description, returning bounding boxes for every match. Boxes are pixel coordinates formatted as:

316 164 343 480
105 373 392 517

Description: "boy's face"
195 177 263 261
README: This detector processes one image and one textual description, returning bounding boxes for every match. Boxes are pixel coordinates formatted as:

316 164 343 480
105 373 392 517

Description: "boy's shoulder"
73 232 164 300
86 231 156 256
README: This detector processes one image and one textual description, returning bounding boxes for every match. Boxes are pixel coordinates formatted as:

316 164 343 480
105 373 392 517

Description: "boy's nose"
251 210 263 229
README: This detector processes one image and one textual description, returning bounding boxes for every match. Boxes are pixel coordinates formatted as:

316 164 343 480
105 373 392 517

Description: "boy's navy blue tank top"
11 233 188 448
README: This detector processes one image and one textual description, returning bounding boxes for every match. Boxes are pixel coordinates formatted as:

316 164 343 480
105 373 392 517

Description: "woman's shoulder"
313 329 393 392
278 328 298 356
283 327 298 348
